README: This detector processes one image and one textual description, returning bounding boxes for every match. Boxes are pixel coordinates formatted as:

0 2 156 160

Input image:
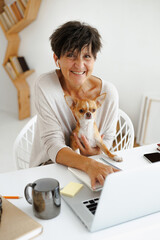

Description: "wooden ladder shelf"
0 0 41 119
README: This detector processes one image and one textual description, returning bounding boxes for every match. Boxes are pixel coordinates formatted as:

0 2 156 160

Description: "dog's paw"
113 155 123 162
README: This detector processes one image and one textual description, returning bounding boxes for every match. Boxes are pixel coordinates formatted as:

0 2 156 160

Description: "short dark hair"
49 21 102 59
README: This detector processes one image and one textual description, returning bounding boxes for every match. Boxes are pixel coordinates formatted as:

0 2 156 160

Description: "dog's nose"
86 112 92 119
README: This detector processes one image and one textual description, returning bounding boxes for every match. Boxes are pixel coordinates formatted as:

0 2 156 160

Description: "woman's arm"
100 82 119 150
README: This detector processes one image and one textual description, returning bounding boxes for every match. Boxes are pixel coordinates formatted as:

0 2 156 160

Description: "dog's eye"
79 109 84 113
92 109 96 113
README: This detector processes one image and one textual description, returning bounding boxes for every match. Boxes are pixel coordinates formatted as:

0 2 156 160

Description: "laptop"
61 161 160 232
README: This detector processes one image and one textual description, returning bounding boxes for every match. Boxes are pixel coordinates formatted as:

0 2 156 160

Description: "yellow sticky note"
60 182 83 197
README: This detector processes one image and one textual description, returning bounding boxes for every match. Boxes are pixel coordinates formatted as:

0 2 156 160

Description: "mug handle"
24 183 34 205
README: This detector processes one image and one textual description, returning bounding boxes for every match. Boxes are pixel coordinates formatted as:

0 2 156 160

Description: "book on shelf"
21 0 28 8
9 56 23 75
4 61 17 80
0 196 43 240
4 4 17 25
17 56 30 72
11 1 23 21
2 11 13 29
0 12 9 31
6 3 19 23
16 0 25 17
0 0 5 14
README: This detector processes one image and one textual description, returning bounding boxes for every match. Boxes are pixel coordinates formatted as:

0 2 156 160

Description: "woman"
30 21 119 189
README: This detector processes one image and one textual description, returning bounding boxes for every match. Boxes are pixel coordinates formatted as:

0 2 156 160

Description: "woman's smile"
71 71 85 75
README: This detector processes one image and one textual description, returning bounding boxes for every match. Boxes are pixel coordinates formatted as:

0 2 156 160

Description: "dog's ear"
95 93 106 108
64 95 77 108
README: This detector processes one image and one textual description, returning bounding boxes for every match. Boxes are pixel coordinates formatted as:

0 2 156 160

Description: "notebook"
62 162 160 232
0 197 43 240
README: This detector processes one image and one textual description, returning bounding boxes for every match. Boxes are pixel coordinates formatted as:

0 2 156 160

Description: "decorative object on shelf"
0 0 41 120
0 0 4 14
136 93 160 145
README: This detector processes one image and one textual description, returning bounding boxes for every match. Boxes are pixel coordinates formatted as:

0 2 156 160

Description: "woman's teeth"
71 71 85 75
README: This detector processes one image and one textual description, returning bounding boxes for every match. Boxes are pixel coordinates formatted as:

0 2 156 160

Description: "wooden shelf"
3 34 20 64
3 65 34 82
18 69 35 79
8 0 41 34
0 0 41 119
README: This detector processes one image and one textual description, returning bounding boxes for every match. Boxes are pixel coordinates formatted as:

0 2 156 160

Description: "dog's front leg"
96 140 123 162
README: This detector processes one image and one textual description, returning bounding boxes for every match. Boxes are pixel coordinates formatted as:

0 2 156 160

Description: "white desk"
1 143 160 240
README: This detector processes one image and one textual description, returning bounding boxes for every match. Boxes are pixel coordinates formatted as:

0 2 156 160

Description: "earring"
56 60 60 68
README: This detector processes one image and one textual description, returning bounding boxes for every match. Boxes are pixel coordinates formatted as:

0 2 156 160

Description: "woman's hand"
74 133 104 156
86 159 119 190
72 133 119 189
56 146 119 190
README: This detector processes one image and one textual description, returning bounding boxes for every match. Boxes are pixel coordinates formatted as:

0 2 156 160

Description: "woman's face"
56 45 95 89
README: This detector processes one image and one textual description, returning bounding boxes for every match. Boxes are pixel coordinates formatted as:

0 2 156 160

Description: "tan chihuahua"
65 93 123 162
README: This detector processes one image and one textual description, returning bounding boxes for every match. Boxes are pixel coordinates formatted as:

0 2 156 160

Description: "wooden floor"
134 138 140 147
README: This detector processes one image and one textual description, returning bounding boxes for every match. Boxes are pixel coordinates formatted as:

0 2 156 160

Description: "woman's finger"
113 167 120 173
80 135 90 150
91 177 96 190
74 133 85 152
96 174 105 186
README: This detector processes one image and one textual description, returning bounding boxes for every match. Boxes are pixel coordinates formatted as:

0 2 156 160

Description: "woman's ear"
53 53 60 68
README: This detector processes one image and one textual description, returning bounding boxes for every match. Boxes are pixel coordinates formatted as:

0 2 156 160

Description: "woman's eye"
67 53 74 57
79 109 84 113
66 52 76 58
84 54 91 59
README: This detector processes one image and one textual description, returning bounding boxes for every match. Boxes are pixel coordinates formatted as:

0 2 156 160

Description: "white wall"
0 0 160 135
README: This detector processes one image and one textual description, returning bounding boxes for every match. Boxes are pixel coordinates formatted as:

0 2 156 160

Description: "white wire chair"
13 115 37 170
110 109 134 152
13 109 134 169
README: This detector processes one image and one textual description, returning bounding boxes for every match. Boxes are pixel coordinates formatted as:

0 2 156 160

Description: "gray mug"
24 178 61 219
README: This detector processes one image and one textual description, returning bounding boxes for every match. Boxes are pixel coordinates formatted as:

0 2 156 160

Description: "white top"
30 70 119 167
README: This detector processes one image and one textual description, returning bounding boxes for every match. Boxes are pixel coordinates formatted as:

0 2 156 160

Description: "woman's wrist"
82 156 95 174
56 147 93 173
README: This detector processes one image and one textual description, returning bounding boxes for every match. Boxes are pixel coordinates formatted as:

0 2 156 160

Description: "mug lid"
33 178 59 192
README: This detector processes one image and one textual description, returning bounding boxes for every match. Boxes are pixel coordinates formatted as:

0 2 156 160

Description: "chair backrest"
110 109 134 152
13 109 134 169
13 115 37 170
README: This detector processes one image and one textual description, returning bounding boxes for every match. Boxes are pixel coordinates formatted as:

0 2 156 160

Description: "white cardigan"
29 70 119 167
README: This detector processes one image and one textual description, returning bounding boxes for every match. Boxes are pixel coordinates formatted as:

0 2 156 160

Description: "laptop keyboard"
83 198 99 215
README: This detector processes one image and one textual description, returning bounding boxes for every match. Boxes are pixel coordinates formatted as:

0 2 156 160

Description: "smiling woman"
30 21 119 190
50 21 102 99
54 46 96 95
